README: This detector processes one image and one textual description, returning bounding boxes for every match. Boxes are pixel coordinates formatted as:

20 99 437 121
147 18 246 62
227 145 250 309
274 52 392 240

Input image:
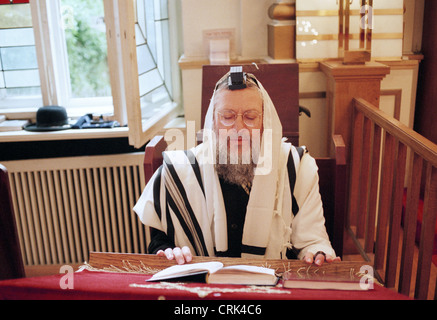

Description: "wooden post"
267 0 296 61
320 61 390 160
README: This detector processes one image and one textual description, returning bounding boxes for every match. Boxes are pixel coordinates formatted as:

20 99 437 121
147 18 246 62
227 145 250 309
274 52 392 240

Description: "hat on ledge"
24 106 72 132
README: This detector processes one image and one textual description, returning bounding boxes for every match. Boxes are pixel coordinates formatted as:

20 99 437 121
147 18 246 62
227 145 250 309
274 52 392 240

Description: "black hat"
24 106 72 132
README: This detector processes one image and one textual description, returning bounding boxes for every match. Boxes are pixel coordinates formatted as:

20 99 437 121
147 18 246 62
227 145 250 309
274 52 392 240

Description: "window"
0 0 181 149
135 0 173 122
30 0 113 115
61 0 112 100
0 0 42 109
111 0 181 148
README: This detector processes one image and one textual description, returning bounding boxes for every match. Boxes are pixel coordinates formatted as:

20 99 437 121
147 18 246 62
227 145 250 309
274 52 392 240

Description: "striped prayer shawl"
145 145 306 258
149 150 205 256
135 71 335 260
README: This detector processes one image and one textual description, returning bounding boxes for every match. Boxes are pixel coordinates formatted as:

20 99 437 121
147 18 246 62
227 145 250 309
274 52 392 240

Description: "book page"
207 264 278 285
216 265 276 276
147 261 224 281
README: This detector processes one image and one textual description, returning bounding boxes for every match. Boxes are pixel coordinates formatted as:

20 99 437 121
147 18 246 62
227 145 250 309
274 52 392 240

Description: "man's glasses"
216 110 262 127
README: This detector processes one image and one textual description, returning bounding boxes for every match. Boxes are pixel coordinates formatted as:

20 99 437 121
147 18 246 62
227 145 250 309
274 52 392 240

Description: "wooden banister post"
321 61 390 257
320 61 390 160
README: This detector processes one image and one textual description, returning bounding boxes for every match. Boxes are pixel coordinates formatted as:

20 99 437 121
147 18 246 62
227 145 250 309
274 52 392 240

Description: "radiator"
2 153 148 266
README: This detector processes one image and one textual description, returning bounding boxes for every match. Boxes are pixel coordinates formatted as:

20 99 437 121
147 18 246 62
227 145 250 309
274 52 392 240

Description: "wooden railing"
348 98 437 300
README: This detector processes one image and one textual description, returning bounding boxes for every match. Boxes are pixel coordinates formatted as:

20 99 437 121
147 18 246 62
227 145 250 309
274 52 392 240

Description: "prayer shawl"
134 76 335 260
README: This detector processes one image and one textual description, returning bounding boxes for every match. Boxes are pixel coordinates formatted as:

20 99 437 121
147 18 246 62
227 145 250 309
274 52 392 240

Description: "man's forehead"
214 88 263 109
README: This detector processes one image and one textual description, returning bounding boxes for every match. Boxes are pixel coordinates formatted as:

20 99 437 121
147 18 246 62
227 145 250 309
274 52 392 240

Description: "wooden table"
0 252 410 302
87 251 367 276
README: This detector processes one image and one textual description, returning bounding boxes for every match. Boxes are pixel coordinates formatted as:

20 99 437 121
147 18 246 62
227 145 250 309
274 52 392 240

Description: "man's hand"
303 251 341 266
156 246 193 265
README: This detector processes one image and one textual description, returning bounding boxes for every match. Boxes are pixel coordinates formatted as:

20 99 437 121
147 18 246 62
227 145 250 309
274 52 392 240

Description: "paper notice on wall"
203 28 236 61
209 39 230 65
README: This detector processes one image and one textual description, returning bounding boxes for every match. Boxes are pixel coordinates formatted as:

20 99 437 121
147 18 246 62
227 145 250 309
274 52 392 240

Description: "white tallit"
199 77 291 258
134 74 335 260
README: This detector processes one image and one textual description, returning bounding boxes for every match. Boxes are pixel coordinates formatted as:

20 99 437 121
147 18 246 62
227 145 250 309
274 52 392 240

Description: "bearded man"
134 67 339 266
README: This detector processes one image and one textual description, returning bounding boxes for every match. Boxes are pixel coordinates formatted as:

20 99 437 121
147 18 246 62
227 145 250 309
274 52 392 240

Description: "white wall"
181 0 275 60
178 0 422 157
180 0 276 132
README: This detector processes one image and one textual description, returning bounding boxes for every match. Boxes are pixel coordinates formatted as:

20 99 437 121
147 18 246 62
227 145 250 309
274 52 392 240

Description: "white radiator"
2 153 148 266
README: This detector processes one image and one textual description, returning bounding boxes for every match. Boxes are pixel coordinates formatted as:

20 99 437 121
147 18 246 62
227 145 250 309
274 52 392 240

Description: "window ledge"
0 127 129 143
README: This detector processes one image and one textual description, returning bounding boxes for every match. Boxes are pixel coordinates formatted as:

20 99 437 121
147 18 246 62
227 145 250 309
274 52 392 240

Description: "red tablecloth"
0 269 409 300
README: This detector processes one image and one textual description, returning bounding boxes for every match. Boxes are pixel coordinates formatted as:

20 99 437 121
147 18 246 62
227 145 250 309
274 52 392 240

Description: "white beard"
214 138 259 186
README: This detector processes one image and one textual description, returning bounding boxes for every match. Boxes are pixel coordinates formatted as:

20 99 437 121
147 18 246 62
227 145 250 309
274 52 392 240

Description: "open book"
283 272 372 291
147 261 278 286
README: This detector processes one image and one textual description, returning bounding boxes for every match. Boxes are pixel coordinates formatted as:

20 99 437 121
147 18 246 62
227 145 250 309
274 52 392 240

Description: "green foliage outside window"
62 0 111 98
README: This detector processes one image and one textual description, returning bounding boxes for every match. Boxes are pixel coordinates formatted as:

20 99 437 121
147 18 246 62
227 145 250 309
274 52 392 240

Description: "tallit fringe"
129 282 290 299
79 261 162 275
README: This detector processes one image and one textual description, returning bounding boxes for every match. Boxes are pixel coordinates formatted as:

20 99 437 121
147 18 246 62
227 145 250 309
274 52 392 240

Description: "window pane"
61 0 111 98
138 68 163 97
140 85 171 121
0 3 42 100
135 0 172 123
154 0 168 20
3 70 40 87
144 0 157 64
0 4 32 28
1 46 38 70
136 44 155 75
0 28 35 47
155 19 172 96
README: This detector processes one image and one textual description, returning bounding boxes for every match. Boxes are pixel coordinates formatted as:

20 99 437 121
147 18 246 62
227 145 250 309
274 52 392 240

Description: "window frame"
30 0 70 108
105 0 181 148
0 0 182 149
0 0 43 110
30 0 116 117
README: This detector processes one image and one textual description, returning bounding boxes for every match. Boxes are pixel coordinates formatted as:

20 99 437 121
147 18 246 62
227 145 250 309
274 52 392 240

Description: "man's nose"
233 114 246 131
